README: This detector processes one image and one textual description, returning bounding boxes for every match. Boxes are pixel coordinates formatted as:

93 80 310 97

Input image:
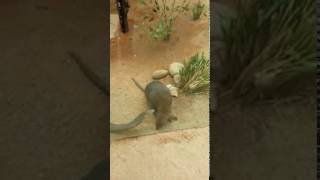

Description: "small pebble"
166 84 178 97
167 84 173 88
152 69 169 79
169 62 184 76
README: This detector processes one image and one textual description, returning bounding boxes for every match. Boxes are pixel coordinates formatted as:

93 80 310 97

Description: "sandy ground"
111 127 209 180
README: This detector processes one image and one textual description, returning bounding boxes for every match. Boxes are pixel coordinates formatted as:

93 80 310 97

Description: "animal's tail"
110 109 154 132
131 78 145 92
67 51 108 95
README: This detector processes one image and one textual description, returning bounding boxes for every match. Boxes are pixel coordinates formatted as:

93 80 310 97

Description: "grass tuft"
192 0 206 20
180 52 209 94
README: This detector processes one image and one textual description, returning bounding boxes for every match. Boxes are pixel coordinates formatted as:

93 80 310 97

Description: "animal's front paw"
155 123 163 130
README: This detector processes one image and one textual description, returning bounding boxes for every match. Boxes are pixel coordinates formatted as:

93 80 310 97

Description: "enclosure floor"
111 127 209 180
110 0 210 134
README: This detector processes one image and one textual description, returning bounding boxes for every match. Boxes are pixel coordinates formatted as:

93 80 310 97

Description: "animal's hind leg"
155 119 161 130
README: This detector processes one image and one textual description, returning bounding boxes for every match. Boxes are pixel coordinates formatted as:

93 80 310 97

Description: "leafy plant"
218 0 315 99
180 52 209 94
140 0 190 41
192 0 206 20
149 12 174 40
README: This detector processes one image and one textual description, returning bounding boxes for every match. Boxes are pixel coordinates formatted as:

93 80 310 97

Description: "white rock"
169 62 184 76
166 84 178 97
152 69 169 79
173 74 181 87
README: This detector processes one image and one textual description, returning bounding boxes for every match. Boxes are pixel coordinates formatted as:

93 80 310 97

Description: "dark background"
211 1 316 180
0 1 108 179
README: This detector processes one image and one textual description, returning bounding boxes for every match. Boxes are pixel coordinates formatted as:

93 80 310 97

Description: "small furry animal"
67 51 153 132
132 78 177 129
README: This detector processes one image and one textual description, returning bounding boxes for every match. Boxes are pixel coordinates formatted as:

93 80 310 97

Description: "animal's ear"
168 114 178 122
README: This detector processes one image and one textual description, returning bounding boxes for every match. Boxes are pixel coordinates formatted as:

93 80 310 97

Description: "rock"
152 69 169 79
169 62 184 76
173 74 181 87
166 84 178 97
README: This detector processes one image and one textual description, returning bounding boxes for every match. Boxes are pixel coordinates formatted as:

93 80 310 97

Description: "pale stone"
166 84 178 97
152 69 169 80
169 62 184 76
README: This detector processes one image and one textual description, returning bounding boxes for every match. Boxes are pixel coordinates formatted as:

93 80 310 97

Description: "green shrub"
140 0 190 41
180 53 209 94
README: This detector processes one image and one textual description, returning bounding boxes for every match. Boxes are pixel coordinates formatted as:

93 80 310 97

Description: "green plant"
192 0 206 20
141 0 190 41
219 0 315 99
180 52 209 94
149 13 174 40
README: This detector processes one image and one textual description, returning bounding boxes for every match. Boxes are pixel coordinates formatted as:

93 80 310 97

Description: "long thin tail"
110 109 154 132
67 51 108 95
131 78 144 92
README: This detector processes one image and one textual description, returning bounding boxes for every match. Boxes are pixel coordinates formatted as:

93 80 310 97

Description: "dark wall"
0 1 108 179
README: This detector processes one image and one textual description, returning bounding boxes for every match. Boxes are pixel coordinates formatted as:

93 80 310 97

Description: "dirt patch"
110 127 209 180
157 131 195 144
